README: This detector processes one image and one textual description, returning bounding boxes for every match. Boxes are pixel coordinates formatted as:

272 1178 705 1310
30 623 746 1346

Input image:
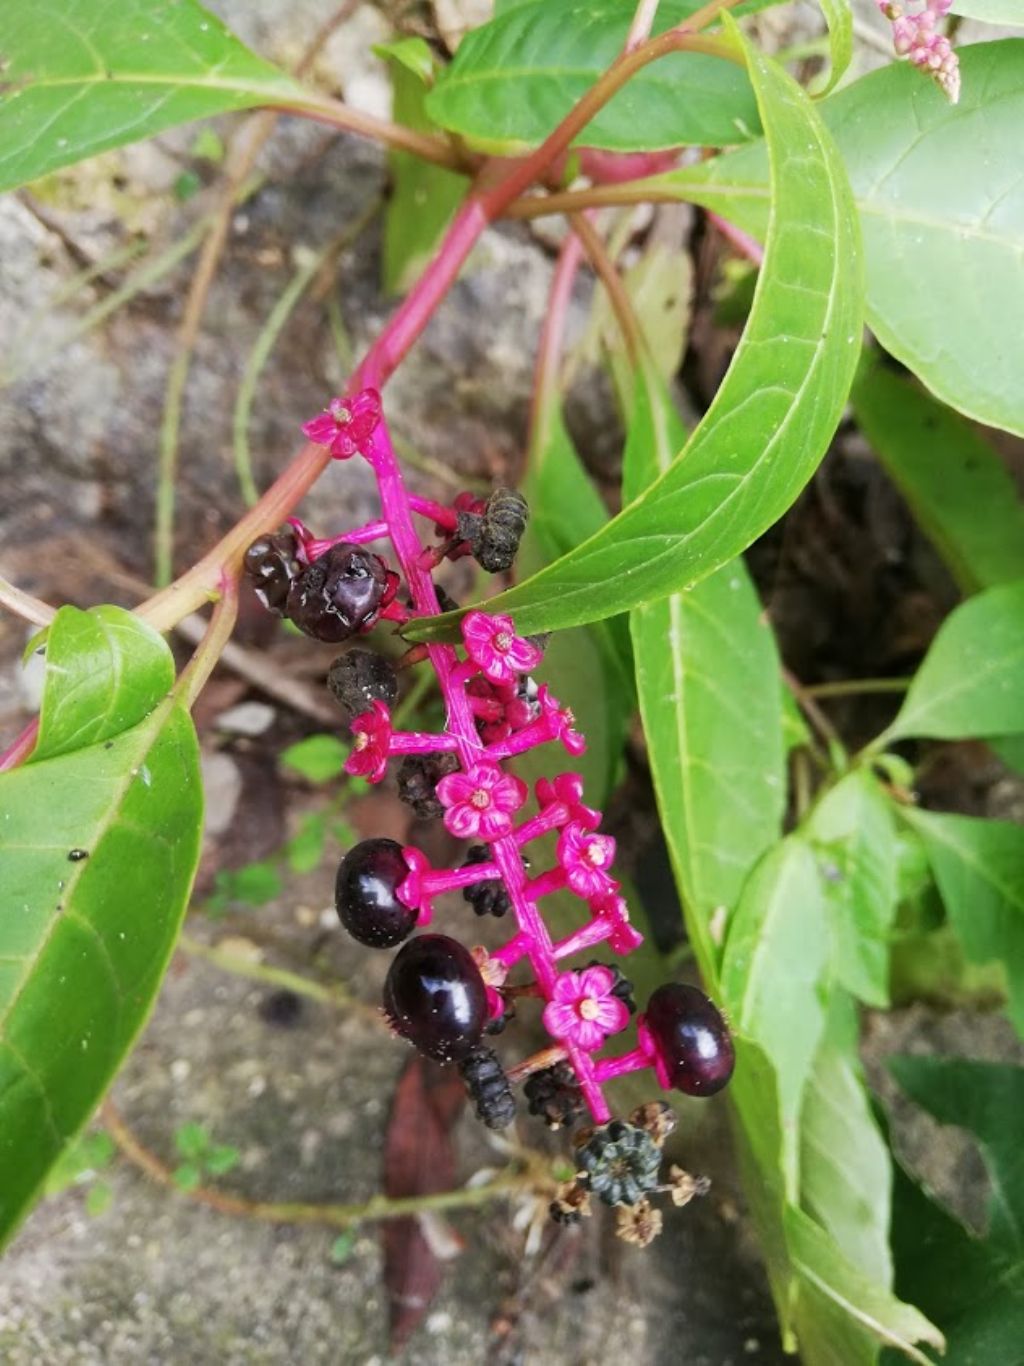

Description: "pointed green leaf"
408 27 862 640
31 606 174 763
852 360 1024 594
808 769 898 1007
901 808 1024 1036
0 0 304 194
280 734 348 783
0 695 203 1248
815 0 854 96
884 581 1024 743
426 0 760 153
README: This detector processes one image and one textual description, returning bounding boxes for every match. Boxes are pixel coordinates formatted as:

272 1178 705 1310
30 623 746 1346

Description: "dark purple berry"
244 528 301 616
643 984 735 1097
397 751 460 820
383 934 487 1063
458 1045 517 1129
286 543 388 643
461 844 512 918
335 839 416 948
327 649 398 721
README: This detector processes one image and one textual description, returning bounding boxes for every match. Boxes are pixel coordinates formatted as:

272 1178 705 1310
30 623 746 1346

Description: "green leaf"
408 27 862 641
378 41 464 294
174 1121 210 1159
901 808 1024 1035
814 0 854 96
883 581 1024 743
852 359 1024 594
0 0 303 194
173 1162 202 1192
0 694 203 1248
280 734 348 783
426 1 760 154
205 1143 240 1176
647 42 1024 435
994 734 1024 773
951 0 1024 19
208 861 282 910
43 1129 115 1195
884 1056 1024 1365
721 837 830 1194
627 370 786 970
807 769 898 1007
85 1180 113 1216
329 1230 358 1264
285 811 327 875
31 606 174 763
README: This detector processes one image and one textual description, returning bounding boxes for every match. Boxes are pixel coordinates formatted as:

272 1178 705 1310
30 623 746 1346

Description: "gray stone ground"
1 1 1021 1362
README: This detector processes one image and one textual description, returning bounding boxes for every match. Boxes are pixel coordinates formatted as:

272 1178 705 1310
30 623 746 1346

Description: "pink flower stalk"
344 700 392 782
592 891 645 954
302 389 383 459
462 610 542 685
558 821 618 900
543 966 630 1050
435 761 528 840
877 0 960 103
537 686 587 755
537 773 601 830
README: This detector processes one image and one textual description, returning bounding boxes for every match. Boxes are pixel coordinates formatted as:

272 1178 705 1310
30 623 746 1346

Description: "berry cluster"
245 388 735 1241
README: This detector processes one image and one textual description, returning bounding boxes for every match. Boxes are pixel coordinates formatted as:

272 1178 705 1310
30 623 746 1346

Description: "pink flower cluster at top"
877 0 960 103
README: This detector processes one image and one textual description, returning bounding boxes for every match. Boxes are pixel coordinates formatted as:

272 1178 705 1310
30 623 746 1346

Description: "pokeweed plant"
1 0 1023 1359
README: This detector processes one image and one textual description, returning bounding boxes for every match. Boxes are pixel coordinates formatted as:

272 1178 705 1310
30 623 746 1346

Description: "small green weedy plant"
1 0 1023 1360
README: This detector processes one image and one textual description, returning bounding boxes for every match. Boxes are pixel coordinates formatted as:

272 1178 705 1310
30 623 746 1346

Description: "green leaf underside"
853 359 1024 594
0 0 302 194
426 0 760 154
885 1056 1024 1365
0 697 202 1248
32 606 174 763
902 808 1024 1036
808 769 897 1008
816 0 854 97
643 42 1024 435
721 837 829 1195
408 30 862 642
885 579 1024 743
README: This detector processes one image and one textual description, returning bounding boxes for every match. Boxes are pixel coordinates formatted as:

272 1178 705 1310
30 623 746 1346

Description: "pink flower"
537 686 586 756
344 700 393 782
536 773 600 831
542 966 630 1051
558 821 617 899
591 892 644 954
302 388 383 459
435 761 527 841
462 611 542 686
878 1 959 103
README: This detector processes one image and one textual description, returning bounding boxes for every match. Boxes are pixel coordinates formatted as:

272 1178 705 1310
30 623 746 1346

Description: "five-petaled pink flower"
537 686 586 756
591 891 644 954
435 761 527 841
462 611 542 686
558 821 617 899
302 388 383 459
344 700 392 783
542 966 630 1051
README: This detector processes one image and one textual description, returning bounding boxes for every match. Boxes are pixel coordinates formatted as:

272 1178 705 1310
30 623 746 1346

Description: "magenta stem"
307 519 390 553
512 804 570 847
491 932 531 968
551 918 614 960
486 720 554 761
408 495 458 530
593 1047 651 1083
522 868 566 901
389 731 458 756
0 716 38 771
423 862 499 894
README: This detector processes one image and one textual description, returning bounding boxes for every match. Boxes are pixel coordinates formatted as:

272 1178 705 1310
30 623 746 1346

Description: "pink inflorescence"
245 388 736 1236
877 0 960 103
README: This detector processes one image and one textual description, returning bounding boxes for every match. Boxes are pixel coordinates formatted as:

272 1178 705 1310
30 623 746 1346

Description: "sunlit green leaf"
280 734 348 783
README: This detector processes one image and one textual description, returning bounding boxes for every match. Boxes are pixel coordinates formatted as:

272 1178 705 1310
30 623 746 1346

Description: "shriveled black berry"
523 1063 584 1131
477 488 529 573
327 649 398 721
458 1045 517 1129
643 983 735 1097
461 844 512 918
585 960 636 1015
397 752 460 820
244 528 301 616
335 838 416 948
286 543 388 642
576 1121 662 1207
383 933 487 1063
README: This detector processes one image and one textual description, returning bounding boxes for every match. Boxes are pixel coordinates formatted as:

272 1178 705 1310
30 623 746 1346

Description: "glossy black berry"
244 528 301 616
335 839 416 948
643 983 735 1097
458 1045 517 1129
383 934 487 1063
576 1121 662 1207
286 543 388 642
397 751 460 820
523 1063 584 1131
461 844 512 918
327 649 398 721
